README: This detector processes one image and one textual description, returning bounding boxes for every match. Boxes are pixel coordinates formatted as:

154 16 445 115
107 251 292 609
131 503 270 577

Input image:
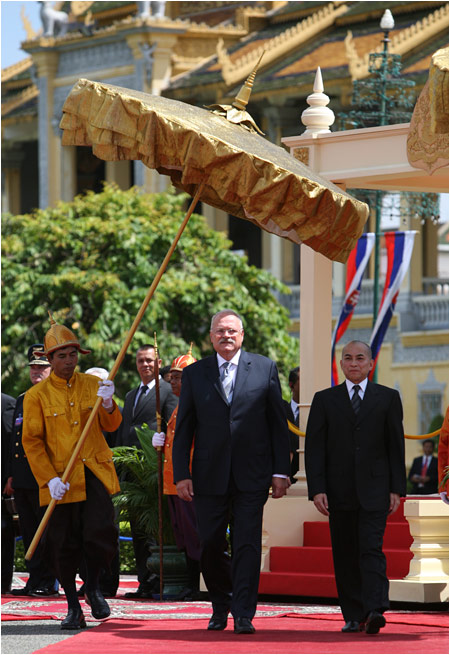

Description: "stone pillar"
32 51 59 209
390 497 449 602
2 150 24 214
105 161 131 190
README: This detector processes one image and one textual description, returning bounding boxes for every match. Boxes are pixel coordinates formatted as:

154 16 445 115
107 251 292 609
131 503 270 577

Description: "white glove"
440 491 449 505
97 379 115 409
48 477 70 500
152 432 166 447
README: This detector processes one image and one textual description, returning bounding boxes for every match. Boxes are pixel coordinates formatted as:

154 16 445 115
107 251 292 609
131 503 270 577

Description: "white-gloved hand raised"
152 432 166 448
48 477 70 500
97 379 115 409
440 491 449 505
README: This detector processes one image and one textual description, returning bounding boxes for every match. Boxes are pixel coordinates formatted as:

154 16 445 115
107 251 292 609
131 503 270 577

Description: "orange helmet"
170 344 196 372
44 313 91 356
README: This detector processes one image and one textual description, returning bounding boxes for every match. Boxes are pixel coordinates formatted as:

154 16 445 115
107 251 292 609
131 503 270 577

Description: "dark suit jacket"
305 381 406 512
2 393 16 488
408 455 438 494
172 350 291 494
7 394 39 490
116 379 177 448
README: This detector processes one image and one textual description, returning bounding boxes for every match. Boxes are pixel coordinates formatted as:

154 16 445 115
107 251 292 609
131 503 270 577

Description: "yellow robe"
22 371 121 506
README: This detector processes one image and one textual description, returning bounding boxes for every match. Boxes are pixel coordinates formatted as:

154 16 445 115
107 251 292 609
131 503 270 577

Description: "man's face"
340 342 373 384
170 370 182 397
50 347 79 380
210 313 244 360
423 442 434 456
136 348 161 385
29 364 51 386
290 377 300 404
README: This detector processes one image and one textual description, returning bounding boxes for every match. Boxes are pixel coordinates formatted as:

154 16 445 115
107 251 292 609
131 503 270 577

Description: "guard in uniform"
5 345 57 596
22 317 122 630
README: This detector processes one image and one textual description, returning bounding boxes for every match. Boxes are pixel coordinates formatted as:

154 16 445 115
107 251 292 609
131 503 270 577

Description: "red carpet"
259 498 414 596
32 613 448 654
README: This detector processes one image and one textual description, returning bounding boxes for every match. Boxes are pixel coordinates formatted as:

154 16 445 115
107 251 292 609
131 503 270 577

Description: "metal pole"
371 28 390 383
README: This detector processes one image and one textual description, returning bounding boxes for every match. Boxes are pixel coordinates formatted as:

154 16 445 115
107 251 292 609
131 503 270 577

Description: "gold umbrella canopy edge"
60 78 369 263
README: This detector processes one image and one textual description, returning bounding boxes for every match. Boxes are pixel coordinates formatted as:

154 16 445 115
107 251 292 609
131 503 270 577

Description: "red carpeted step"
259 571 338 597
269 546 334 573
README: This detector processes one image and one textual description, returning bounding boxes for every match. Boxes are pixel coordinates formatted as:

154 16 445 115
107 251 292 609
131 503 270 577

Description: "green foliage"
112 425 175 544
2 184 298 398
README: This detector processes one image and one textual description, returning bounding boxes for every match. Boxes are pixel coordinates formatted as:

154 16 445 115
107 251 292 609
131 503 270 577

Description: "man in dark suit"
408 439 438 494
173 309 291 634
305 340 406 635
116 344 177 598
282 366 300 484
1 392 16 594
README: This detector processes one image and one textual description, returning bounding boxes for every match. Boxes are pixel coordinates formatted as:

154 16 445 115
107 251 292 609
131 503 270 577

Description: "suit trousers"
43 468 118 590
194 479 269 619
329 506 389 621
14 487 55 591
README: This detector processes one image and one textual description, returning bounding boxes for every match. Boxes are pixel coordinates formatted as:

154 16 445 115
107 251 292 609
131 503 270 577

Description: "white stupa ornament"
301 67 335 136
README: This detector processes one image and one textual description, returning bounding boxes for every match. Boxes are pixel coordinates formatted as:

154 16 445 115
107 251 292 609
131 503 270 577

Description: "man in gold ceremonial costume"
22 316 122 630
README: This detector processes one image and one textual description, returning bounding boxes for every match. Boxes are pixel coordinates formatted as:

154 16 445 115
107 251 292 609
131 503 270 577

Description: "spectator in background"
408 439 438 495
152 347 201 601
2 392 16 594
282 366 300 484
438 407 448 504
5 345 57 597
160 365 172 383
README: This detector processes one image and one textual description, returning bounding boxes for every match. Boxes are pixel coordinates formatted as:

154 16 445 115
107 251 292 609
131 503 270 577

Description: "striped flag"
331 233 375 385
369 230 416 378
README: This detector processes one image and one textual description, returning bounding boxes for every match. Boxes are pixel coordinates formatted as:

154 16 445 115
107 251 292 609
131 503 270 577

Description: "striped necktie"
351 384 361 414
221 362 233 402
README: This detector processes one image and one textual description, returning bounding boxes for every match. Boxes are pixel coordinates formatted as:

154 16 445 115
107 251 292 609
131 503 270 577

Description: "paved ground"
1 619 101 655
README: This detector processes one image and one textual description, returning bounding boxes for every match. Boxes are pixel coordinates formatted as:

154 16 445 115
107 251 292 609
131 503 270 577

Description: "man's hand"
97 379 115 411
389 492 401 514
313 493 329 516
440 491 449 505
152 432 166 448
48 477 70 501
3 476 14 496
176 479 194 502
271 476 290 498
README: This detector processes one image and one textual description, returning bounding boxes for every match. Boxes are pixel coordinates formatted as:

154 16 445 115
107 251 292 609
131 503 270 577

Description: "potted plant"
112 424 188 596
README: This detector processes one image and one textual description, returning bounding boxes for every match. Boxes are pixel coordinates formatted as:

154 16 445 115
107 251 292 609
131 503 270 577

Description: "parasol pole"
153 331 164 601
25 180 206 561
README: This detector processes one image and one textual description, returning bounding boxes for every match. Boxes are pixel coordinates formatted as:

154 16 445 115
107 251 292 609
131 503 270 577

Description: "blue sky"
1 1 41 69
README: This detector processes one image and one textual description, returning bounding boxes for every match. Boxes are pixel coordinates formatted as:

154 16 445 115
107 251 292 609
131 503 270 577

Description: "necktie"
420 457 428 478
294 406 299 425
221 362 233 402
134 385 148 415
351 384 361 414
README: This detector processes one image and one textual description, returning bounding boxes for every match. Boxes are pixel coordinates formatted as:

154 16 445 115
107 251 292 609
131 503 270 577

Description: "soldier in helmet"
5 344 57 597
152 347 201 601
22 316 122 630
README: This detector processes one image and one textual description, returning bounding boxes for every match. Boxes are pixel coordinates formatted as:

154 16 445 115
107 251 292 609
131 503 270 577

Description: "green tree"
2 184 298 398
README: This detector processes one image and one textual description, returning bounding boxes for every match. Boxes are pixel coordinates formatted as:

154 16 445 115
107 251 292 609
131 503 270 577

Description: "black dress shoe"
10 587 32 596
365 611 386 634
30 587 59 597
123 586 155 599
207 612 229 631
61 608 86 630
234 617 256 634
341 620 362 633
84 589 110 619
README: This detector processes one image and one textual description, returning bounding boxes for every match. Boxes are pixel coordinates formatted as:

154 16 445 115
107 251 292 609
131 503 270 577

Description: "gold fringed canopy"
60 78 369 263
407 47 449 175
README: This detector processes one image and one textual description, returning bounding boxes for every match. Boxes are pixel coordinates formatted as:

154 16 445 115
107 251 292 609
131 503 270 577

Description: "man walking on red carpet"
22 316 122 630
173 309 291 635
305 341 406 635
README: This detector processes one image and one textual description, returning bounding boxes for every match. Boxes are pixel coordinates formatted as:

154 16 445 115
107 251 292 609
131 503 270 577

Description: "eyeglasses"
213 329 242 337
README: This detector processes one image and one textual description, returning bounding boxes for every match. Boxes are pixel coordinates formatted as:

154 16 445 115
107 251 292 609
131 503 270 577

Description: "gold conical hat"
44 313 91 356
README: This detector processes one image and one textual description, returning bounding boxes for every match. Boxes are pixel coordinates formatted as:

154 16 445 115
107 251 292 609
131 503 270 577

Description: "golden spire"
206 51 266 135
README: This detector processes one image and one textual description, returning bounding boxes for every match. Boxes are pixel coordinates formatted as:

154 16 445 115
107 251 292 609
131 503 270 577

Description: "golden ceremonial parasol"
26 68 368 561
407 46 449 175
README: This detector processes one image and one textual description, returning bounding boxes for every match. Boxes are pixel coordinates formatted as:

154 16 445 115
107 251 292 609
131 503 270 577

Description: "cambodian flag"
331 233 375 385
369 231 416 378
